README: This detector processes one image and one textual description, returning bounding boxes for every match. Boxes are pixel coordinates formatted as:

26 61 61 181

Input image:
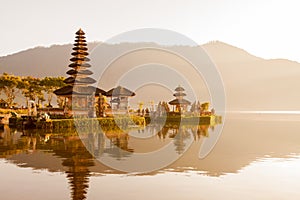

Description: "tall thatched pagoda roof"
54 28 105 97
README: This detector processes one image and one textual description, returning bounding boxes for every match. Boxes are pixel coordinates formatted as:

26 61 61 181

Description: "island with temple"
0 29 221 130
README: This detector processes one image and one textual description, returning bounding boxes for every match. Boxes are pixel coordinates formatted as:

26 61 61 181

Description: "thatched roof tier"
54 85 105 96
74 39 87 43
70 57 90 62
106 86 135 97
173 92 186 97
71 51 89 56
72 46 88 51
64 77 96 84
175 86 185 92
66 69 93 75
75 35 85 39
68 63 91 68
169 98 191 105
73 43 87 46
76 29 85 35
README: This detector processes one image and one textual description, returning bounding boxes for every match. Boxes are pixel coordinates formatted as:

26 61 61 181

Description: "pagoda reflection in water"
0 123 213 200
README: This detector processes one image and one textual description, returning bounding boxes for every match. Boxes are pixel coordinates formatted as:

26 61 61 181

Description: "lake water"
1 114 300 200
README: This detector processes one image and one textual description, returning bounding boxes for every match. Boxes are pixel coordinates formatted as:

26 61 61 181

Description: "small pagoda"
169 85 191 113
54 29 105 116
105 86 135 113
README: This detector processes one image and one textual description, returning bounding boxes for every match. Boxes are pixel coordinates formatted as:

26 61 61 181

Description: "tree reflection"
0 126 94 200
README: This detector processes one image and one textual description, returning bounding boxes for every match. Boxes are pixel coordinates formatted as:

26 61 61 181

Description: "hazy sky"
1 0 300 61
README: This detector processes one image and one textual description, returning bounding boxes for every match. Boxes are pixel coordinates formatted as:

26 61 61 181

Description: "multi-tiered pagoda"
169 85 191 113
54 29 105 116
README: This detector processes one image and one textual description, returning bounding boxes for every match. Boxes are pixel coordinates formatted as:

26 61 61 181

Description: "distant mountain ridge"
0 41 264 77
0 42 99 77
202 41 263 63
1 41 300 111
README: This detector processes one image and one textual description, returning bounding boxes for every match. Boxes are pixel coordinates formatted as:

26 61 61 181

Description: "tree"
19 76 43 107
40 76 65 106
201 102 210 112
0 73 22 107
162 101 170 113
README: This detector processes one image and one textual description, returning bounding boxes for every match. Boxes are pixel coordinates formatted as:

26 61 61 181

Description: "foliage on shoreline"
0 108 28 115
0 73 65 108
36 115 146 131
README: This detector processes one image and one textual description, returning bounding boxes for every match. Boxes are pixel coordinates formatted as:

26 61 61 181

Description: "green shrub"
41 115 146 131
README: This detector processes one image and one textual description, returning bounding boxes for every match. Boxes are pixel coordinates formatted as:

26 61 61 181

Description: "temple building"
168 85 191 113
54 29 105 116
105 86 135 113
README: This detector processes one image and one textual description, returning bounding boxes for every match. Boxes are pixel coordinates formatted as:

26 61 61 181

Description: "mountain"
1 41 300 111
0 42 99 77
202 41 300 111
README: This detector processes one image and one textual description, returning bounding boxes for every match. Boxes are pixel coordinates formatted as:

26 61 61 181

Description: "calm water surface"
1 114 300 200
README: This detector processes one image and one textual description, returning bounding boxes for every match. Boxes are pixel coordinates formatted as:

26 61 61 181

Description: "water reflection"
2 115 300 199
0 123 215 199
0 126 95 200
59 139 94 200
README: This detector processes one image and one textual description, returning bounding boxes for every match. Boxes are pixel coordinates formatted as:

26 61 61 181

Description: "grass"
36 115 146 131
0 108 28 115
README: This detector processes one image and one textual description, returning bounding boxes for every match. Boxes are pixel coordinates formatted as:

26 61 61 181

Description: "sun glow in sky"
1 0 300 62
